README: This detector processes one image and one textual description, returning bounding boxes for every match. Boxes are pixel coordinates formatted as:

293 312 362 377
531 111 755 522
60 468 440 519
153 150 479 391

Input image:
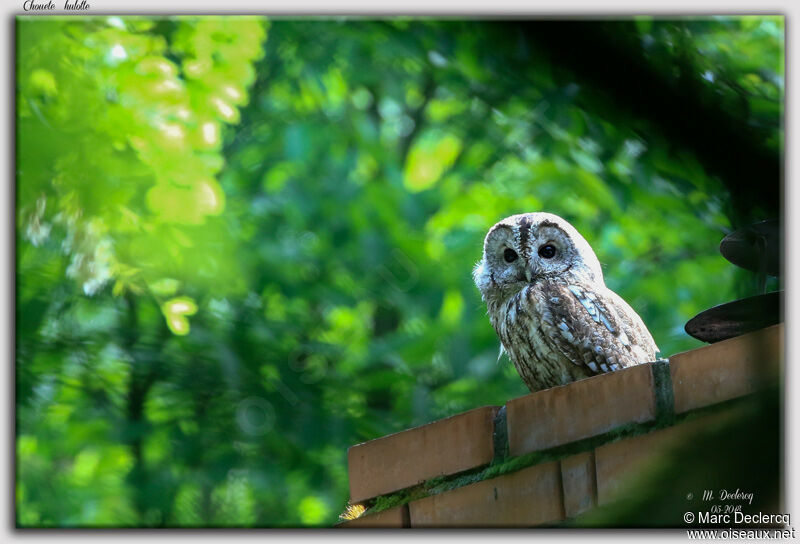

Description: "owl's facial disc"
475 213 606 304
473 225 529 300
527 224 574 279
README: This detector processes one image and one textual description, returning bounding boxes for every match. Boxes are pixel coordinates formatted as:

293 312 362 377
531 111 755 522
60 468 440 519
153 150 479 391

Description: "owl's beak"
524 261 540 283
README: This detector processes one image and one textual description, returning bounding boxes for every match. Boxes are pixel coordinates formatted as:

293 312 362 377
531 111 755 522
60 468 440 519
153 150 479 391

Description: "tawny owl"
473 212 658 392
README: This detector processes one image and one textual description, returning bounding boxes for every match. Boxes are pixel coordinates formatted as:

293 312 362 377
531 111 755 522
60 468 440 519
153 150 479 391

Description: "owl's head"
473 212 604 302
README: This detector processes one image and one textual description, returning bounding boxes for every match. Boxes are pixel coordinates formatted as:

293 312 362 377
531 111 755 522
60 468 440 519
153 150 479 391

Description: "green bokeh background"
16 16 783 527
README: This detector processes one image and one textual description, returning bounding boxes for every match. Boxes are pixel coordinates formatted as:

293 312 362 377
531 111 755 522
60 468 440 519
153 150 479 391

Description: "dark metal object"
684 291 781 343
719 219 780 278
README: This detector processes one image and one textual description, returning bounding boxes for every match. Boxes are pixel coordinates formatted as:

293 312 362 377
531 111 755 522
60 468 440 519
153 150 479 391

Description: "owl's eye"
503 248 518 263
538 244 556 259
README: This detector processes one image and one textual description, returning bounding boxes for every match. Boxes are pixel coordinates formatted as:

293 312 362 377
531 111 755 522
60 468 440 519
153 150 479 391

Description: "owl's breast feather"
489 282 595 391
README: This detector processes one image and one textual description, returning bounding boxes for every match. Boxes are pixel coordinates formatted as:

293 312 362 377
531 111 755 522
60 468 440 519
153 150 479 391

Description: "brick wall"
337 324 783 528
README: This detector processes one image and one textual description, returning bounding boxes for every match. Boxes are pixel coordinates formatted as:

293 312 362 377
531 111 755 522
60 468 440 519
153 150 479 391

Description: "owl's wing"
543 282 658 374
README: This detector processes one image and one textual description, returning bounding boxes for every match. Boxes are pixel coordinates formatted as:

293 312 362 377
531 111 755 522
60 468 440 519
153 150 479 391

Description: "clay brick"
670 324 782 414
560 451 597 518
507 363 657 456
347 406 499 503
595 418 709 505
336 505 409 528
408 461 564 527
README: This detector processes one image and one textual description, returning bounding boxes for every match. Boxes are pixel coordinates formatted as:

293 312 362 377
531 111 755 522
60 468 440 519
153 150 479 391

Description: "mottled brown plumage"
473 212 657 392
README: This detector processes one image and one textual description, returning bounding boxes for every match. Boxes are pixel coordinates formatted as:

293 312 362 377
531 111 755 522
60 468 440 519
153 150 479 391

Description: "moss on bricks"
364 422 670 517
358 391 757 519
368 486 427 515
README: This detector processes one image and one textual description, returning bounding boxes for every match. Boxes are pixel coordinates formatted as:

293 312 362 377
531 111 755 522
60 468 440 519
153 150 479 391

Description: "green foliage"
18 16 266 315
16 17 782 527
639 16 784 151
